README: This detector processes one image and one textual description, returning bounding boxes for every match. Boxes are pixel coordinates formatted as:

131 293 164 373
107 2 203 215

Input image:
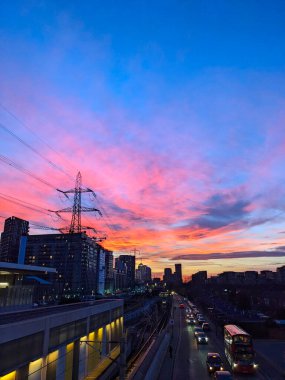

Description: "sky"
0 0 285 277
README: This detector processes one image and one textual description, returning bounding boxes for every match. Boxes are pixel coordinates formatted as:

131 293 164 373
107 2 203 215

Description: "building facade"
104 249 114 293
192 271 207 285
174 263 182 284
163 268 172 284
25 233 99 298
136 263 152 284
96 247 106 295
0 216 29 263
115 255 135 289
0 299 124 380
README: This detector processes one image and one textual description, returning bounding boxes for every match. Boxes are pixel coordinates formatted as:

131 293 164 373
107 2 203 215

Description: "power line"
0 122 74 181
0 192 62 218
0 153 61 191
0 104 126 245
0 102 77 177
91 195 118 237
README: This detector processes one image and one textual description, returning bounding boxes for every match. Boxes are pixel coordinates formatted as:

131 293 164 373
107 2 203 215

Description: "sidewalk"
254 339 285 378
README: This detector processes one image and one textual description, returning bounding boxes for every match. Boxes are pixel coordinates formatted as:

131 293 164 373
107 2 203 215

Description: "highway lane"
164 296 276 379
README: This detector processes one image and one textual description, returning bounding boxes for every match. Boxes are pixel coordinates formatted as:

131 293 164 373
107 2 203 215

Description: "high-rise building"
104 249 114 293
136 263 152 284
96 247 106 295
25 233 99 297
163 268 173 284
175 263 183 284
0 216 29 263
114 259 128 290
115 255 135 289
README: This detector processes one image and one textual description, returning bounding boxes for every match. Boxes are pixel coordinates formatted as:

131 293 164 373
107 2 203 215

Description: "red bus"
224 325 258 374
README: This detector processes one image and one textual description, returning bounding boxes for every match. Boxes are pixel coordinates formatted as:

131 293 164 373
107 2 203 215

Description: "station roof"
0 299 120 325
0 262 56 275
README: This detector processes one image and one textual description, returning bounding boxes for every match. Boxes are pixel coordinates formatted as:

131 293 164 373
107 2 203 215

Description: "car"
185 316 195 325
202 322 210 331
194 327 203 336
198 318 206 325
206 353 224 373
196 332 208 344
187 317 195 325
214 371 233 379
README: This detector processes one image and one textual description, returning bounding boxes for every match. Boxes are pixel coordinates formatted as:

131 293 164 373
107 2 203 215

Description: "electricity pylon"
55 171 102 233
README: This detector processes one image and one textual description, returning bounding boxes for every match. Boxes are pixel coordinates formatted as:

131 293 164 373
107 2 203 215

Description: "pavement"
158 295 284 380
254 339 285 377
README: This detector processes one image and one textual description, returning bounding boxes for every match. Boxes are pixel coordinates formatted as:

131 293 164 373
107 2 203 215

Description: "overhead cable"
0 153 61 191
0 103 78 179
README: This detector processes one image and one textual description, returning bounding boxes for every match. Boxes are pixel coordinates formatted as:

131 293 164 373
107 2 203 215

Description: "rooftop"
0 299 119 325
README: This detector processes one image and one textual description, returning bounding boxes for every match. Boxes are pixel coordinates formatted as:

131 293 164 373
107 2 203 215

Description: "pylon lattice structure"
55 171 102 233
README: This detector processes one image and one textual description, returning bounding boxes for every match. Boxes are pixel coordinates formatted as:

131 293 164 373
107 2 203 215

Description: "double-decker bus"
224 324 258 374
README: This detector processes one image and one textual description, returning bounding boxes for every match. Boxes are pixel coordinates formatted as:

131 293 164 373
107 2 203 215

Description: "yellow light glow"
66 342 74 352
29 358 43 375
48 350 58 363
0 371 16 380
80 335 87 342
98 327 103 340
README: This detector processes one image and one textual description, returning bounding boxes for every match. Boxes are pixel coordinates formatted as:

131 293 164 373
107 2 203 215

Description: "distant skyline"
1 1 285 275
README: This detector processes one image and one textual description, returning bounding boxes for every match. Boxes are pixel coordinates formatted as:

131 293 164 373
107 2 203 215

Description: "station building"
0 299 124 380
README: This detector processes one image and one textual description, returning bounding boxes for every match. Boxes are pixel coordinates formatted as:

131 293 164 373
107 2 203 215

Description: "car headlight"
198 338 201 341
220 367 224 370
209 366 213 370
254 364 258 368
233 363 238 368
205 337 208 341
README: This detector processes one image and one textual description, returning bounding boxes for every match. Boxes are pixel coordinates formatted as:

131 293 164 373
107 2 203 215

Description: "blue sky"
0 1 285 275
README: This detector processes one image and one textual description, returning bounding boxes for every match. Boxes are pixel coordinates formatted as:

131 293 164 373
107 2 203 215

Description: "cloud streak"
172 248 285 261
0 2 285 274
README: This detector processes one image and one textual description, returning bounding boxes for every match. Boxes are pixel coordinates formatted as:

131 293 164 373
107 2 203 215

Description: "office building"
136 263 152 284
104 249 114 293
114 259 127 290
163 268 173 284
174 263 182 284
115 255 135 289
96 247 105 295
0 216 29 263
25 233 98 298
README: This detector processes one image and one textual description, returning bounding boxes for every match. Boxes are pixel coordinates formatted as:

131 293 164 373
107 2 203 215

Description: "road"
159 295 283 380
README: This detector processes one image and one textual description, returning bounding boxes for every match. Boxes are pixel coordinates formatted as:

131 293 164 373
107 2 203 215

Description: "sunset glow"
1 1 285 276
